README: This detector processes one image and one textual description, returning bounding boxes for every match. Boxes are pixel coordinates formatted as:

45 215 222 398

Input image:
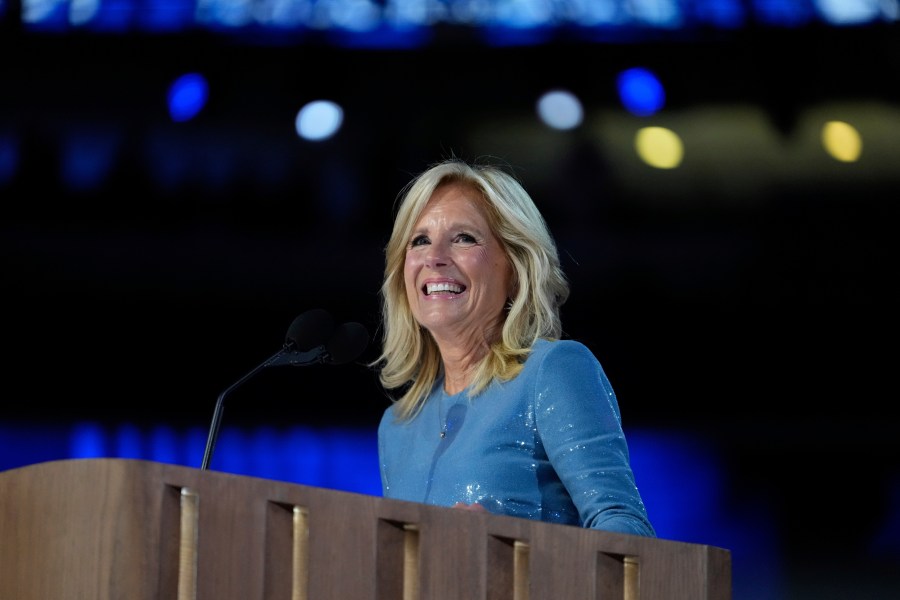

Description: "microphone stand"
200 349 277 470
200 344 327 470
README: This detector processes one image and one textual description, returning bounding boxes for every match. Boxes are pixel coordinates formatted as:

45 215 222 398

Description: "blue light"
167 73 209 123
327 25 431 49
693 0 747 29
753 0 816 27
295 100 344 141
148 425 181 464
21 0 68 31
16 0 889 37
70 422 107 458
60 128 120 191
114 423 144 458
629 0 685 27
817 0 883 25
74 0 196 33
318 427 381 494
481 25 556 47
72 0 133 31
0 133 18 186
536 89 584 130
616 67 666 117
140 0 196 32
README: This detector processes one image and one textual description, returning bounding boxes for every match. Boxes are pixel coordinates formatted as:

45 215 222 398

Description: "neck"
442 370 471 395
430 320 501 395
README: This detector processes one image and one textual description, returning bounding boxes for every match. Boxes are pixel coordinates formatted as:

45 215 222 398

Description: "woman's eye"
455 233 476 244
410 235 429 247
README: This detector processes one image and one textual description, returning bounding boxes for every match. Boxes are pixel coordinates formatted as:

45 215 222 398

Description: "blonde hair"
372 157 569 421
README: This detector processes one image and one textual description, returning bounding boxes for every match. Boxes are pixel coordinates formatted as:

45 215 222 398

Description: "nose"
426 254 449 268
425 240 451 268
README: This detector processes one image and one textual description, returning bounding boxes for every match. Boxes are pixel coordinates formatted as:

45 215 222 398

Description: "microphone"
270 308 337 365
269 318 370 367
286 308 336 351
200 308 335 470
324 321 370 365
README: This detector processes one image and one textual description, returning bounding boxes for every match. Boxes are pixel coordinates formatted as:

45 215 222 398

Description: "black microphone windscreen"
286 309 335 351
325 322 369 365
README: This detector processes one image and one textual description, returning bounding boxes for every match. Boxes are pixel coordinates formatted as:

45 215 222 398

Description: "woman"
372 157 655 537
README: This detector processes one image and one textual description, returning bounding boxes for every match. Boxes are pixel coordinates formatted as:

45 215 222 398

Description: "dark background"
2 15 899 599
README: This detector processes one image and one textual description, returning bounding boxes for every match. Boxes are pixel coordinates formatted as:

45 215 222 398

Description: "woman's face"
404 182 513 343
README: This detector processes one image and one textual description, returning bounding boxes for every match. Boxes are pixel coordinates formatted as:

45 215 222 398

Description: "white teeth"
426 282 463 295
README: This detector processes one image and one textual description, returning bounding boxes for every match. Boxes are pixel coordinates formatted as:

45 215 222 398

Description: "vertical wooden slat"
178 487 199 600
403 523 420 600
292 506 309 600
487 537 530 600
624 556 639 600
513 541 530 600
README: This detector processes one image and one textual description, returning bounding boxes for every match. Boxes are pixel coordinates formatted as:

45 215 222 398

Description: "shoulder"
529 338 598 364
525 339 620 416
522 338 604 381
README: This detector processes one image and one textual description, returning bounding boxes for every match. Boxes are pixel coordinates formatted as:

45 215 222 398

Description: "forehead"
416 182 489 224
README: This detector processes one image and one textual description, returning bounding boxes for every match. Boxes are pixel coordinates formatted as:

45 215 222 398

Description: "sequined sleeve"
533 340 656 537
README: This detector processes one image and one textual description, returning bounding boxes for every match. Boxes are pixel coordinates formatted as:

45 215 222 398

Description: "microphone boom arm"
199 309 367 471
201 344 305 470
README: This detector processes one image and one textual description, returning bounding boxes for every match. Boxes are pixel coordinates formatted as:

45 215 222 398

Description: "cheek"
403 255 418 294
492 259 514 297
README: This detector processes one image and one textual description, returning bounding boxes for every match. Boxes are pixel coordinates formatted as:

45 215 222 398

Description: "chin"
415 304 465 329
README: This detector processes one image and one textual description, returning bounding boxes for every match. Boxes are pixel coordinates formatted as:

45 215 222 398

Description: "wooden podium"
0 458 731 599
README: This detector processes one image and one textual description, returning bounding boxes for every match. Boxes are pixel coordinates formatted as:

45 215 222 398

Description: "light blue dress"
378 338 656 537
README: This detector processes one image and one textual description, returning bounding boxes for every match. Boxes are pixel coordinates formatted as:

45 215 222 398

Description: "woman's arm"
535 341 656 537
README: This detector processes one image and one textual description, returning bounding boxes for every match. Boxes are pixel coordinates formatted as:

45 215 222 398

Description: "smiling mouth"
424 282 465 295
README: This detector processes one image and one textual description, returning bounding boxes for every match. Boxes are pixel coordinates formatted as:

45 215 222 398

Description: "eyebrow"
412 219 485 234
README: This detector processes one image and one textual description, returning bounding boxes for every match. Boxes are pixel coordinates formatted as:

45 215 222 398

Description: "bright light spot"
815 0 881 25
22 0 57 23
69 0 100 26
536 89 584 130
331 0 381 31
295 100 344 141
617 67 665 117
630 0 683 27
821 120 862 162
634 126 684 169
167 73 209 122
